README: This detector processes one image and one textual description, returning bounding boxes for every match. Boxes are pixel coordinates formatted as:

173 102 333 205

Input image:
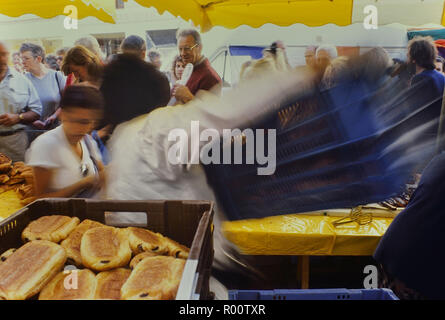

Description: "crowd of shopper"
2 28 445 299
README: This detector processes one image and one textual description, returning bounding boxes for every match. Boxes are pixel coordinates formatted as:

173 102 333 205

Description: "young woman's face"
175 61 185 80
69 64 89 82
60 107 102 143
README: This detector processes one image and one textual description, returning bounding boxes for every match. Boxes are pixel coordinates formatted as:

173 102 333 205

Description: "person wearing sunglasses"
26 85 105 199
172 28 222 104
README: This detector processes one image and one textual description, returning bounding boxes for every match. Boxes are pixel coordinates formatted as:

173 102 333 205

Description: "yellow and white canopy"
1 0 445 31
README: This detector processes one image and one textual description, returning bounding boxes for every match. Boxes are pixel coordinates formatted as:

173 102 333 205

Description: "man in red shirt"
172 29 222 104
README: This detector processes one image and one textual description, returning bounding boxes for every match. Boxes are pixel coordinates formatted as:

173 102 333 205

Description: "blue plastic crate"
204 73 438 221
228 289 399 300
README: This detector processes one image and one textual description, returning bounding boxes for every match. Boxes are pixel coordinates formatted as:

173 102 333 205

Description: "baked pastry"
5 177 25 185
61 219 104 266
95 268 131 300
39 269 97 300
0 248 16 263
164 237 190 259
120 256 186 300
0 240 67 300
80 226 131 272
127 227 169 255
129 251 160 269
0 174 9 184
0 153 12 173
22 215 80 243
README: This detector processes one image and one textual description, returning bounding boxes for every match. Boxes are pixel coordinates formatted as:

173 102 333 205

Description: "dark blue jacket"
374 151 445 299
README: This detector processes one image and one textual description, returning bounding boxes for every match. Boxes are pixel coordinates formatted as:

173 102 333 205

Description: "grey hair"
19 43 46 61
176 28 202 46
316 45 338 59
74 35 103 59
121 35 146 54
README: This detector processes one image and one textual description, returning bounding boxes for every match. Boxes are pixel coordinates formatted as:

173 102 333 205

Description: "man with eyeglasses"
172 28 222 104
0 41 42 161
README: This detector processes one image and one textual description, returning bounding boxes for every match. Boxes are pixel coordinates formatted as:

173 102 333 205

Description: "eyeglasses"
178 43 199 53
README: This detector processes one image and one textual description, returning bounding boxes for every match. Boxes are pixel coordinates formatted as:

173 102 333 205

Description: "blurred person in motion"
263 41 291 71
315 44 338 83
26 85 105 199
100 54 314 297
304 46 317 70
321 56 349 89
120 35 147 60
147 49 162 69
61 45 110 164
20 43 65 133
0 41 42 162
374 150 445 299
172 28 222 104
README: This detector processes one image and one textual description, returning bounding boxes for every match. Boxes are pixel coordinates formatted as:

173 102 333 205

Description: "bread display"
0 214 191 300
120 256 186 300
0 153 12 173
0 240 67 300
80 226 132 272
94 268 131 300
0 154 36 209
127 227 169 255
61 219 105 266
22 215 80 243
39 269 97 300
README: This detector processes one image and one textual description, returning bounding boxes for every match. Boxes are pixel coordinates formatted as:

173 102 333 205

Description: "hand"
0 113 20 126
172 84 194 103
32 120 46 130
45 115 57 126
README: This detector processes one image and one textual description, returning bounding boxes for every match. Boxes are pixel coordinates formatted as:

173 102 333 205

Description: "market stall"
222 206 401 288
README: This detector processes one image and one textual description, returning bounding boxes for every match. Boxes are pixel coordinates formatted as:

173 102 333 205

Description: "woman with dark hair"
25 85 105 199
168 55 184 86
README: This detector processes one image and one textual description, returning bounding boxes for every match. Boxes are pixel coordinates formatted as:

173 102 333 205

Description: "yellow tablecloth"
0 190 23 220
222 210 396 256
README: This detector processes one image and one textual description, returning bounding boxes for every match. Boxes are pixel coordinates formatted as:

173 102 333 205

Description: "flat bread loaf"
81 226 131 272
0 240 67 300
61 219 104 266
121 256 186 300
95 268 131 300
127 227 170 255
39 269 97 300
22 215 80 243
